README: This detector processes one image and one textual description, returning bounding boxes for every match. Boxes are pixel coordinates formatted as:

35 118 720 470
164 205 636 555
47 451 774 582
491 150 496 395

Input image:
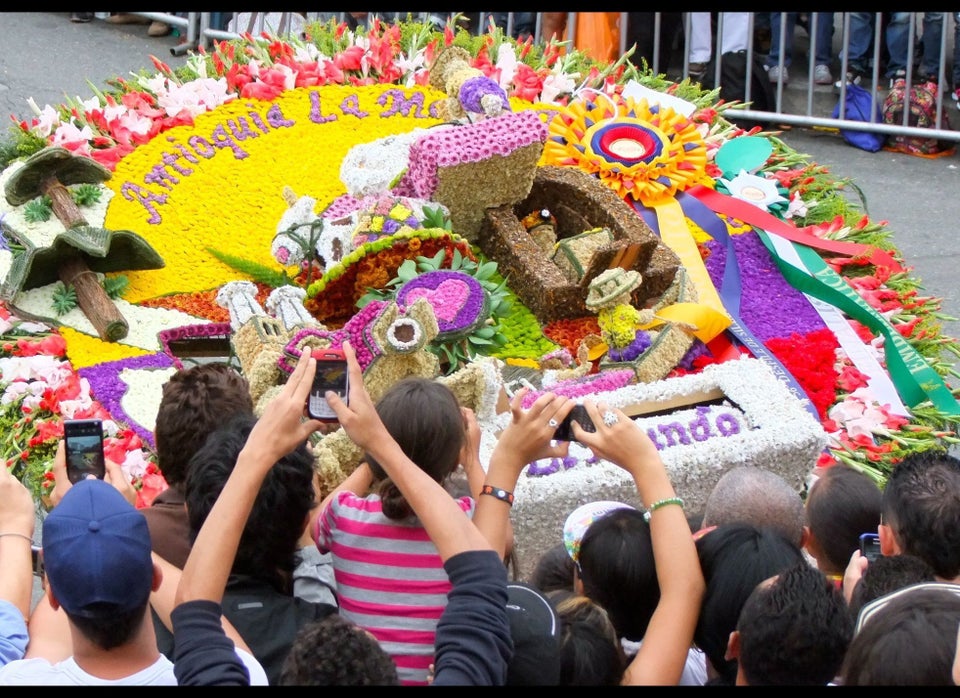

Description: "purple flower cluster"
607 330 653 362
458 76 510 114
703 231 827 342
520 368 635 409
396 270 486 336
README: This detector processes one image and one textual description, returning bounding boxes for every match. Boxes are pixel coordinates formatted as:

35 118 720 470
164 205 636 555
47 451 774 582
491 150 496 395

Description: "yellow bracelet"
643 497 684 522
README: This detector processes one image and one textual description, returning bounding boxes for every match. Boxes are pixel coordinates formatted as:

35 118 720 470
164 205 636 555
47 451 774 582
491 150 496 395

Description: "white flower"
785 190 810 219
50 122 94 150
157 77 233 118
494 43 519 90
293 43 324 64
121 448 152 480
721 171 788 210
27 100 63 137
396 49 427 88
540 65 577 104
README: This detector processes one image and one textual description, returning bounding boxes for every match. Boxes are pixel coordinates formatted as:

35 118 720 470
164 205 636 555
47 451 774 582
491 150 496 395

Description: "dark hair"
68 601 150 650
529 542 575 595
701 466 805 547
881 451 960 578
279 614 401 685
153 363 253 486
554 594 626 685
736 561 853 686
577 507 657 642
805 465 882 575
841 586 960 685
365 378 465 520
185 412 315 591
848 553 936 620
694 523 806 684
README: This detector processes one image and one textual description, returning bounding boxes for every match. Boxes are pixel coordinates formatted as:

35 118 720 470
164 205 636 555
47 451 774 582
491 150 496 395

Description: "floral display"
1 14 959 519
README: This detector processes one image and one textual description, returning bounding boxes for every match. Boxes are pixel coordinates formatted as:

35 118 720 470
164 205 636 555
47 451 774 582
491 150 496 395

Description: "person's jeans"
767 12 834 67
885 12 943 77
840 12 876 73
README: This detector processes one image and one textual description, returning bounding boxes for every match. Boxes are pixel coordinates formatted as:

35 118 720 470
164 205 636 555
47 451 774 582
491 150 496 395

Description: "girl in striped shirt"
311 377 484 685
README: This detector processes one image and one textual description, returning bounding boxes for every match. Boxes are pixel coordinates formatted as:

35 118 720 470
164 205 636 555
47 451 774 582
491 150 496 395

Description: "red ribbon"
687 185 905 274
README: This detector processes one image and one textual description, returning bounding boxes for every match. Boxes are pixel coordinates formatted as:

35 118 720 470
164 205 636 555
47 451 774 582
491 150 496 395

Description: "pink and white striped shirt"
314 490 476 686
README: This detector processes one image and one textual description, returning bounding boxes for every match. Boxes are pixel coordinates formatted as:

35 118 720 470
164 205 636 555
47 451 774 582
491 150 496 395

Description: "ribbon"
687 185 905 274
675 190 823 424
756 230 960 416
764 232 909 417
632 197 731 344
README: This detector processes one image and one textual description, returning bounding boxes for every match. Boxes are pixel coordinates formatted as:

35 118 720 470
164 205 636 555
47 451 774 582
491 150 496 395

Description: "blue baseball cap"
42 479 154 618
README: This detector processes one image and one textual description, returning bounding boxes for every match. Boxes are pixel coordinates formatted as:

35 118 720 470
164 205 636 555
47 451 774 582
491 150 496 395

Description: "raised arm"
0 464 36 663
573 400 705 686
471 388 573 559
175 351 325 608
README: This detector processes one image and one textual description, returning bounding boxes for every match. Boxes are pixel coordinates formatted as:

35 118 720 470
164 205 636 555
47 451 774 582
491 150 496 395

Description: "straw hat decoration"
585 268 643 310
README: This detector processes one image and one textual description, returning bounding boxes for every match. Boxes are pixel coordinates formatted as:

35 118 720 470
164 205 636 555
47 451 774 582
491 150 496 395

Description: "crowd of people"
1 342 959 685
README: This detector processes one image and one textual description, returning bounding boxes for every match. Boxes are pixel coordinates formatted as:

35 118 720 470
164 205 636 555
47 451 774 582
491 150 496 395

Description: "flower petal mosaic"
1 16 958 521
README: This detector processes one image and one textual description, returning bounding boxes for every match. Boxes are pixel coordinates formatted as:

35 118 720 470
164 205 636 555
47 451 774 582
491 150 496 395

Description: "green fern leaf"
206 247 291 288
23 198 53 223
71 183 103 207
102 275 129 299
51 282 78 316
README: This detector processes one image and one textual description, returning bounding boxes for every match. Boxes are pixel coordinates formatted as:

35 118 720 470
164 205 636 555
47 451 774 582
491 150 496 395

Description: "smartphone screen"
64 418 106 484
859 532 882 562
308 350 349 421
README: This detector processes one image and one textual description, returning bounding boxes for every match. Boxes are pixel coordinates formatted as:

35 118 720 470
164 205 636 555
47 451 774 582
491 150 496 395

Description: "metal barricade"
192 12 960 144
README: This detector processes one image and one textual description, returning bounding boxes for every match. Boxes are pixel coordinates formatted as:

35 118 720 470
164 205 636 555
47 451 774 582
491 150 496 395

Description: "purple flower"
78 352 177 448
703 232 827 342
459 76 509 113
607 330 653 362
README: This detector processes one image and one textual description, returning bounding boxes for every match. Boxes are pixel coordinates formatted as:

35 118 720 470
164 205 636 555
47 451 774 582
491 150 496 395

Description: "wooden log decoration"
3 148 130 342
41 176 129 342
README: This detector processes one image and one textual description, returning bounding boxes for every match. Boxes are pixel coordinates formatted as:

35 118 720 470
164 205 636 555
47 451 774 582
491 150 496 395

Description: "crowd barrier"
128 12 959 145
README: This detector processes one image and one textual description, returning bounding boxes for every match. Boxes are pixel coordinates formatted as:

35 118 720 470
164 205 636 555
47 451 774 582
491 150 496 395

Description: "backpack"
701 50 776 119
832 82 885 152
881 79 955 156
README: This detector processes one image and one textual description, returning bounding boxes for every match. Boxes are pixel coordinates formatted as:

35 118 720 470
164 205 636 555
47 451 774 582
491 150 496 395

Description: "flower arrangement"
0 15 958 515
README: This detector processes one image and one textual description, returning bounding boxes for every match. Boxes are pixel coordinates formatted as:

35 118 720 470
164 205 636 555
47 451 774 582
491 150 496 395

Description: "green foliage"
420 205 452 231
71 183 104 207
23 198 53 223
51 282 78 316
206 247 292 288
102 275 129 299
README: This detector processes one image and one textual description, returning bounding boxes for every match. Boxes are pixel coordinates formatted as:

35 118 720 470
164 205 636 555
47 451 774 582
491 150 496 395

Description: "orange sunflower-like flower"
541 92 711 206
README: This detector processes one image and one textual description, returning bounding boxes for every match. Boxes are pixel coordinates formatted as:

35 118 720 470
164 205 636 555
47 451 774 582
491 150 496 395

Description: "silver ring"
548 418 559 428
602 410 619 427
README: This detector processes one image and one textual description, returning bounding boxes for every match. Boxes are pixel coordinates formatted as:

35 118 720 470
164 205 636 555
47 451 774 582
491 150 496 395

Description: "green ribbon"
756 230 960 418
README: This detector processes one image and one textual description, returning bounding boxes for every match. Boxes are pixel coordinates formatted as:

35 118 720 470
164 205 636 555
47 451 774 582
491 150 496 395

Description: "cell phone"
859 532 882 562
63 418 106 484
307 348 349 421
553 404 597 442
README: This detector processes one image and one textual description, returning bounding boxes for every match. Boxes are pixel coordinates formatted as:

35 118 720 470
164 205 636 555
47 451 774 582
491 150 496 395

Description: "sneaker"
814 64 833 85
70 12 93 23
888 69 906 90
767 64 789 85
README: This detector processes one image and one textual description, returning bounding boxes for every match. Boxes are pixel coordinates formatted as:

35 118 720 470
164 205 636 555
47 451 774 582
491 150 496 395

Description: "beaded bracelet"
480 485 515 506
0 532 33 543
643 497 684 523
